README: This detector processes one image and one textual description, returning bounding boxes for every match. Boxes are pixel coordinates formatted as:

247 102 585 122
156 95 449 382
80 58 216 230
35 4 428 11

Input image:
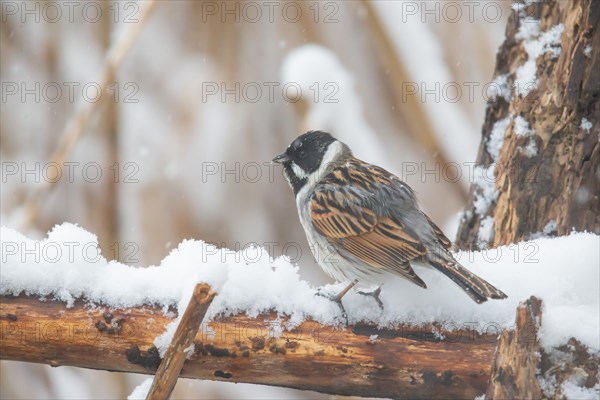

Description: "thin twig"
20 0 158 231
146 284 217 400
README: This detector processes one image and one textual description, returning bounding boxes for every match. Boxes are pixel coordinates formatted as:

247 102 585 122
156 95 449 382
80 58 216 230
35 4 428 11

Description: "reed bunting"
272 130 507 308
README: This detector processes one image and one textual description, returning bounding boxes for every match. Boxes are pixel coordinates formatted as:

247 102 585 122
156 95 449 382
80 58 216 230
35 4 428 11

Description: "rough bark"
485 296 543 399
0 294 499 399
457 0 599 248
538 337 600 399
455 1 599 398
486 297 600 399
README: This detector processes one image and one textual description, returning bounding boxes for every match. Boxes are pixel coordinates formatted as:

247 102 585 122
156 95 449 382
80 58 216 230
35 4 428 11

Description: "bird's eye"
299 151 307 158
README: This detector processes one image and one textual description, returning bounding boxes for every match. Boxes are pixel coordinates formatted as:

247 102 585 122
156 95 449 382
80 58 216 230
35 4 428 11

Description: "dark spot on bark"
242 350 250 357
410 375 418 385
6 314 17 321
422 370 437 384
214 370 232 379
285 341 298 349
145 346 161 370
126 345 161 371
126 344 141 364
496 367 507 384
314 350 325 356
421 370 455 386
109 319 124 334
204 344 231 357
103 312 113 323
336 345 348 353
238 344 249 351
269 344 286 355
97 318 123 334
251 337 265 351
195 342 209 356
441 370 455 386
95 321 108 332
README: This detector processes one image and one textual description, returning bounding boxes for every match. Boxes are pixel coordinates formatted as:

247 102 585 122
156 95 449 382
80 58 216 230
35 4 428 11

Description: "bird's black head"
273 130 348 195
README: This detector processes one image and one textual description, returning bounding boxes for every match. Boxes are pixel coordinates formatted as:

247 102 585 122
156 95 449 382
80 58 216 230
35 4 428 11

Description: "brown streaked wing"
424 214 453 250
333 217 427 288
309 160 428 288
310 186 377 239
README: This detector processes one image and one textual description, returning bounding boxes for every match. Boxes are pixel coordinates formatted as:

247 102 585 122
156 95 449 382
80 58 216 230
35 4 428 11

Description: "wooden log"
146 284 216 400
0 294 499 399
486 296 543 399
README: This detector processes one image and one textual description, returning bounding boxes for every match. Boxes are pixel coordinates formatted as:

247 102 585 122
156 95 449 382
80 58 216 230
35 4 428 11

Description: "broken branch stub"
146 283 216 400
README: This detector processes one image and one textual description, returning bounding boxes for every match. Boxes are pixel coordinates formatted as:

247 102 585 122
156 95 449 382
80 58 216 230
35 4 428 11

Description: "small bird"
272 130 507 308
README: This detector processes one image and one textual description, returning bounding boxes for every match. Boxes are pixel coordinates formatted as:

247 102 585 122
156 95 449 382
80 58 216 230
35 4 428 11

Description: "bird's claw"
357 286 384 312
315 289 349 327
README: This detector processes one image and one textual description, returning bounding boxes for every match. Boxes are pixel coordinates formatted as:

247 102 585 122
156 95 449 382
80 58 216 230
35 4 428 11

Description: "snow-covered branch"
0 224 598 398
1 292 501 399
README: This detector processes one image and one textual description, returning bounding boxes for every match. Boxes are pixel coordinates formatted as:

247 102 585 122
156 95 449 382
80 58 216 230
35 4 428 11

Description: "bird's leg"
315 280 358 326
357 286 384 311
333 279 358 302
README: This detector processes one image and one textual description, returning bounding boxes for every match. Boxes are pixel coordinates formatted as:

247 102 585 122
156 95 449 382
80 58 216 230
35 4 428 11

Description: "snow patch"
538 374 558 398
474 115 515 240
368 334 379 344
580 118 592 134
520 140 538 158
514 116 533 137
515 18 540 42
128 378 152 400
472 115 514 222
514 22 564 97
473 165 498 217
561 375 599 400
477 216 495 244
487 74 512 103
514 115 538 157
530 220 558 240
487 117 511 160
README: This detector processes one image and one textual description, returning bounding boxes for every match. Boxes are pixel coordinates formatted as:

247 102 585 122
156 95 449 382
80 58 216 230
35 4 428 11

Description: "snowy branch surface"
1 224 599 399
1 223 598 352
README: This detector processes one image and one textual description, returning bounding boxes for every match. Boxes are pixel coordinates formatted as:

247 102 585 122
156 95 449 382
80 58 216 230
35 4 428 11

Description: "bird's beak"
272 152 290 164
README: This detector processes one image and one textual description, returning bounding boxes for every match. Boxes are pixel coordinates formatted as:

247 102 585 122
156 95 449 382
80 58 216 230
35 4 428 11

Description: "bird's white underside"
291 140 441 289
294 141 392 287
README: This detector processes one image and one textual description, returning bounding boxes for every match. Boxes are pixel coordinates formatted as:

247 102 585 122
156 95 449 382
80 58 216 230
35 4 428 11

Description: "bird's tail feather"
428 259 507 304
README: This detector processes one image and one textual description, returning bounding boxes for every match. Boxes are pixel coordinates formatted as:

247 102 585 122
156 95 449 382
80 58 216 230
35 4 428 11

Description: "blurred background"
1 0 510 398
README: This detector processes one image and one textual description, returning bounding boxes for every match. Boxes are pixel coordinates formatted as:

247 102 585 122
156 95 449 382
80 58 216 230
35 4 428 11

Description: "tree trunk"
456 0 599 248
455 1 599 397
